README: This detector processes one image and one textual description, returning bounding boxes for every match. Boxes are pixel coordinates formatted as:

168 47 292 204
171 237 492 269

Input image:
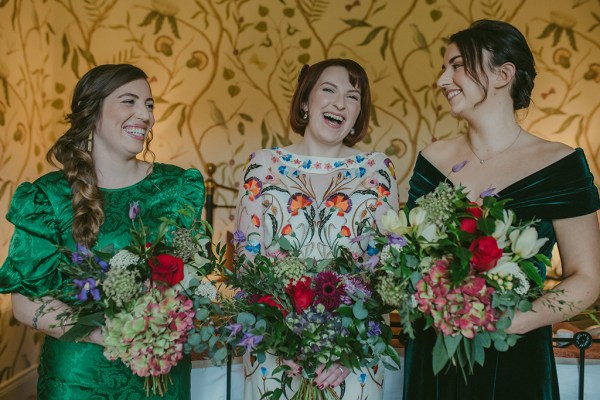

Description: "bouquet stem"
290 378 340 400
144 374 173 397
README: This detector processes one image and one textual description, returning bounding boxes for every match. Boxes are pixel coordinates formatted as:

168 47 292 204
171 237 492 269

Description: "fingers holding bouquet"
314 363 350 390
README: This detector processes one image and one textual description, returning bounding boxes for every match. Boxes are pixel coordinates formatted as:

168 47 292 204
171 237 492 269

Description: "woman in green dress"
0 64 204 399
403 20 600 399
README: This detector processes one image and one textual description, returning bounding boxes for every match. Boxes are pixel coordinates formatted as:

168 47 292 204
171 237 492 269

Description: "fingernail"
318 384 324 390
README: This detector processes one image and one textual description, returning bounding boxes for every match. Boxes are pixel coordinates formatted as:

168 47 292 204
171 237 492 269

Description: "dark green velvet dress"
403 148 600 400
0 163 205 400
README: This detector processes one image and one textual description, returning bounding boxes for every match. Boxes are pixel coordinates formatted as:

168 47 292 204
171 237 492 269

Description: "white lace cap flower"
509 227 549 260
109 250 141 269
194 279 217 300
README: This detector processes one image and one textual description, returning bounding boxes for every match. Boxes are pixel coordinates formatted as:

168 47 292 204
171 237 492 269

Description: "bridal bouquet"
185 236 401 400
370 177 551 378
50 202 216 396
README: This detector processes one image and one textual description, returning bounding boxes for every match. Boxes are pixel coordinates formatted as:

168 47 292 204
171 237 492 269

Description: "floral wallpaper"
0 0 599 389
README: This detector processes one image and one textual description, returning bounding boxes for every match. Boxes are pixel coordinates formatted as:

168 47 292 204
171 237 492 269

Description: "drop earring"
302 110 308 120
87 131 93 152
350 128 355 135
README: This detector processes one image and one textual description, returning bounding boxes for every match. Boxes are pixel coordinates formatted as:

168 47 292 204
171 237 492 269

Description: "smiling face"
437 43 493 118
93 78 154 159
302 65 361 148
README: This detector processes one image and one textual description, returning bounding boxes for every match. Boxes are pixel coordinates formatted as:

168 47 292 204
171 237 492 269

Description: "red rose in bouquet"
469 236 502 272
149 254 185 285
285 277 314 313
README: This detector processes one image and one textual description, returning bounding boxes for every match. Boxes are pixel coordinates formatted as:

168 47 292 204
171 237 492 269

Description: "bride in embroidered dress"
234 59 400 399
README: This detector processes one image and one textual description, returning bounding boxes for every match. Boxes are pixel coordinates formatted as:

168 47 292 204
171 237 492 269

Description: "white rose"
509 227 548 260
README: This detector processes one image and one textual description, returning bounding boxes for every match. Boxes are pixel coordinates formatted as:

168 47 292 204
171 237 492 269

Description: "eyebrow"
441 55 463 70
320 81 361 94
118 93 154 102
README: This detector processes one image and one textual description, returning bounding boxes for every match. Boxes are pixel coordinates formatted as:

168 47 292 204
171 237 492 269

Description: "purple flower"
388 234 407 246
74 278 101 302
237 332 263 353
367 321 381 337
95 256 109 272
479 185 497 198
233 290 247 300
451 160 469 173
232 230 246 245
225 323 243 337
129 201 140 220
361 255 380 272
71 244 92 264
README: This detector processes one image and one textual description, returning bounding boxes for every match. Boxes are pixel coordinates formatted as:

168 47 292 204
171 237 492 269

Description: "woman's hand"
282 359 302 377
81 327 104 346
313 363 350 390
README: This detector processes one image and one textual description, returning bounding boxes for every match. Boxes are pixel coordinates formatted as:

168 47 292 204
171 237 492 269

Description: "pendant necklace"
467 127 523 164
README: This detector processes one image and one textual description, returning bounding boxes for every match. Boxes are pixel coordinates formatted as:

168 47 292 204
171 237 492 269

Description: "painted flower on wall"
187 51 209 70
584 63 600 83
552 48 572 68
155 36 174 56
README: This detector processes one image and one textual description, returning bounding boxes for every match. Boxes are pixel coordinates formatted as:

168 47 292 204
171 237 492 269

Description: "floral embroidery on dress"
235 147 400 400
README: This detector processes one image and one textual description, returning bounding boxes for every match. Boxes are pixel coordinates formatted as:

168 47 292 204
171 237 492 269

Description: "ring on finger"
338 367 344 374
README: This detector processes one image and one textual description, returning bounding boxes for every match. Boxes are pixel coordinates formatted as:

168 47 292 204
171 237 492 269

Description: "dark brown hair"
47 64 153 248
449 19 536 110
289 59 371 146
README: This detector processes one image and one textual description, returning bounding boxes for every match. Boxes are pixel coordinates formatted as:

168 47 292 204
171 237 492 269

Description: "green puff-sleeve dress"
403 148 600 400
0 163 205 400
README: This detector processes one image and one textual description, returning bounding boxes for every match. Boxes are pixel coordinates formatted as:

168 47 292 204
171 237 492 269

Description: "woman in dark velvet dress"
403 20 600 400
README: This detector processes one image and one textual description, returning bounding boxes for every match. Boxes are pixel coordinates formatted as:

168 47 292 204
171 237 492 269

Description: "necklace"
467 127 523 164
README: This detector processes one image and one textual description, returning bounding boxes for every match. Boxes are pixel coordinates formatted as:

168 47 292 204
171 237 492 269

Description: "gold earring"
87 132 93 152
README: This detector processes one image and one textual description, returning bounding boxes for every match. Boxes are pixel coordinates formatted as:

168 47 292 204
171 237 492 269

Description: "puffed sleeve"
0 182 65 296
176 168 206 228
371 152 401 224
233 150 269 260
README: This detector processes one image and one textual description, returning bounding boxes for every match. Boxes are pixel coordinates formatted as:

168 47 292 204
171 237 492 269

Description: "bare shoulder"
421 136 466 165
522 134 575 164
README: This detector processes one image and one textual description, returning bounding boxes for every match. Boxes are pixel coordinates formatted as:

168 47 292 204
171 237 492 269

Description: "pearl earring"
302 110 308 120
350 128 355 135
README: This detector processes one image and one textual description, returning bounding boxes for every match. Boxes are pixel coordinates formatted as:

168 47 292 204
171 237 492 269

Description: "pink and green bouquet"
370 176 553 378
185 238 401 400
48 202 217 396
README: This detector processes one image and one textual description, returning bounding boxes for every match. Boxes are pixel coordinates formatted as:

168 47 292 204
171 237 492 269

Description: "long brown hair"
47 64 153 248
